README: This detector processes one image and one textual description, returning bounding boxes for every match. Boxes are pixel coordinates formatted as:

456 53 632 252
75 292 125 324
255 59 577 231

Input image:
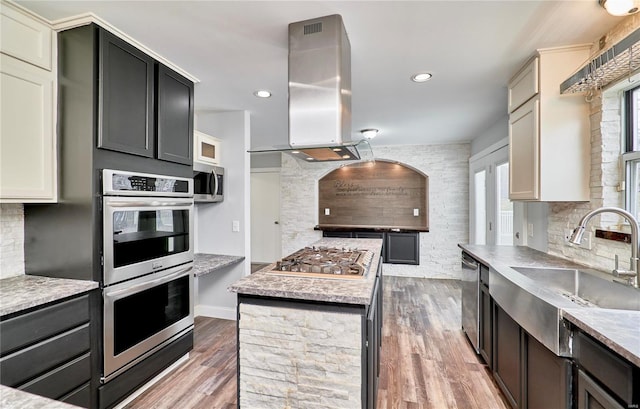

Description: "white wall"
471 115 508 156
0 204 25 278
194 110 251 320
280 143 470 279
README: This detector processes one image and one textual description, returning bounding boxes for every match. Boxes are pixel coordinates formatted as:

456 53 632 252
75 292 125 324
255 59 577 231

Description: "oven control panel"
103 169 193 196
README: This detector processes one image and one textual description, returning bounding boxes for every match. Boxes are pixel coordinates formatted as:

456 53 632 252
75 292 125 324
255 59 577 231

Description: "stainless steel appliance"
461 252 480 353
193 162 224 202
101 169 195 382
268 246 374 279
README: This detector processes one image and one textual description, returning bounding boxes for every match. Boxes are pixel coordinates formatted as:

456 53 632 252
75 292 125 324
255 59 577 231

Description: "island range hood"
251 14 373 162
286 14 359 162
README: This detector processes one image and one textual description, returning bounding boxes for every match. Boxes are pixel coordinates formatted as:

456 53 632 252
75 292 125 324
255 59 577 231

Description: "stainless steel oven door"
103 196 194 286
102 263 194 382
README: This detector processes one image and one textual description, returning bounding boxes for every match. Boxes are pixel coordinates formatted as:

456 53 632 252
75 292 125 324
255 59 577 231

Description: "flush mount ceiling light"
360 129 379 139
410 72 433 83
599 0 639 15
253 90 272 98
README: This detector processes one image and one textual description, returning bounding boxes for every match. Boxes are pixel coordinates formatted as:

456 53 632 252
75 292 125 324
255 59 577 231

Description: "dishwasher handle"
461 254 479 270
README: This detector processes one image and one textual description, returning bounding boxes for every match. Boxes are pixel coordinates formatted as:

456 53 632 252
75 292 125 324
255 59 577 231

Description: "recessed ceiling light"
253 90 272 98
411 72 433 83
360 128 379 139
291 150 300 154
332 148 342 152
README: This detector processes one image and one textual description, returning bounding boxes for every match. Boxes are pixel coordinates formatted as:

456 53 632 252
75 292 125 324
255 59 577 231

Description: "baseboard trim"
195 305 236 320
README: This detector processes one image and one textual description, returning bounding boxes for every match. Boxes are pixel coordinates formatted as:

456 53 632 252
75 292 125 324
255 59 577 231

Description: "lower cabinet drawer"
61 382 92 408
0 323 90 387
18 353 91 401
0 294 90 356
576 332 634 405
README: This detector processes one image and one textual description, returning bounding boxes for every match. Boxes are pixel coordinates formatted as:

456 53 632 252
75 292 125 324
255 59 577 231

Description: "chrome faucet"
569 207 639 288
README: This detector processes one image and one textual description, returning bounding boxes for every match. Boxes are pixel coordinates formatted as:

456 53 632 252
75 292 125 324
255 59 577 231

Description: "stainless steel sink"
490 265 640 357
510 267 640 311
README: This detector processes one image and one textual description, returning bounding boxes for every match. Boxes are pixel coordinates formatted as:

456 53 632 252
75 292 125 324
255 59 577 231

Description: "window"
623 85 640 219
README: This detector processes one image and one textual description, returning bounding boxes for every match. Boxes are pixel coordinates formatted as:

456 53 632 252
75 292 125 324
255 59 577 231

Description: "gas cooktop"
268 246 374 279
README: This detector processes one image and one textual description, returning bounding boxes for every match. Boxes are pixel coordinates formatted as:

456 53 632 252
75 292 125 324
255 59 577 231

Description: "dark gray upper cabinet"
92 26 193 166
156 65 194 165
98 30 155 158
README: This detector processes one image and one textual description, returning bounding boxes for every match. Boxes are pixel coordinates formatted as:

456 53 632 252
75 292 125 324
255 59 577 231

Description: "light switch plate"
232 220 240 232
413 208 419 216
324 208 330 216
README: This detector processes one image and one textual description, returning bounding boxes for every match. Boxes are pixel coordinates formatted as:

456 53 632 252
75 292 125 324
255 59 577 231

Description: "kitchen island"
228 238 383 409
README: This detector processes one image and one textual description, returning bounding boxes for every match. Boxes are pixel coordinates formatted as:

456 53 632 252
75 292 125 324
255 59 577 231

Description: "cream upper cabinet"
508 57 538 113
507 46 591 202
0 1 56 202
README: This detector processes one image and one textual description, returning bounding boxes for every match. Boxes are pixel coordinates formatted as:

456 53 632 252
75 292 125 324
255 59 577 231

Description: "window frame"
623 85 640 219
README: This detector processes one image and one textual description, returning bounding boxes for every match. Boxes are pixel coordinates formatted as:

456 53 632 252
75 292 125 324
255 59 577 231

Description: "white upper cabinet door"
0 53 56 202
509 97 539 201
1 4 52 70
508 57 538 113
507 46 591 202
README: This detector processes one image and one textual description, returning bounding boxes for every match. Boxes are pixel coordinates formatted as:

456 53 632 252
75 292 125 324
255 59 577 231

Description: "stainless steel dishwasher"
461 251 480 353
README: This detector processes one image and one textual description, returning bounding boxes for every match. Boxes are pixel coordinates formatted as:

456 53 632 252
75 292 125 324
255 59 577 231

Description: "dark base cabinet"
575 331 638 409
493 304 522 409
479 282 492 368
0 292 95 408
526 334 572 409
492 302 571 409
322 230 419 265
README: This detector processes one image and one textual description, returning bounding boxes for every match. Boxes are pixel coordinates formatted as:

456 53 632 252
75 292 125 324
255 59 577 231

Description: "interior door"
250 171 281 263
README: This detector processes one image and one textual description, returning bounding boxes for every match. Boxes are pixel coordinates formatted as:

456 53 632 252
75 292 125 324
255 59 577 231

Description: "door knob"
274 221 279 224
515 232 520 239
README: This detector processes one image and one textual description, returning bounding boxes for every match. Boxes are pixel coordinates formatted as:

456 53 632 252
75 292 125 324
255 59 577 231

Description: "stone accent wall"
281 143 470 279
546 16 640 273
238 303 362 408
0 204 25 278
547 90 631 272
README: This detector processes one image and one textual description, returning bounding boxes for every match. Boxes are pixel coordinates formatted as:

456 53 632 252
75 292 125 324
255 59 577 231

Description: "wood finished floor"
124 277 509 409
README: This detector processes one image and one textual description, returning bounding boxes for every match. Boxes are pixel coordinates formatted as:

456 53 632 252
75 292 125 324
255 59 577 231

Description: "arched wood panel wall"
318 159 428 230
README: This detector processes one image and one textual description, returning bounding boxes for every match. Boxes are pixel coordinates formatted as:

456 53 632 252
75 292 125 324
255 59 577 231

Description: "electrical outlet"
232 220 240 232
324 208 330 216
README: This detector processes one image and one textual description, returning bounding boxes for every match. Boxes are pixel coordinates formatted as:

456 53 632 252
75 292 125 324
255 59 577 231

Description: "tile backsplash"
0 204 25 278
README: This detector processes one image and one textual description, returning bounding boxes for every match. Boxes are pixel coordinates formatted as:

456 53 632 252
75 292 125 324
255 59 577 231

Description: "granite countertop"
0 275 99 317
228 238 383 305
459 244 640 366
0 385 80 408
562 308 640 367
193 253 245 277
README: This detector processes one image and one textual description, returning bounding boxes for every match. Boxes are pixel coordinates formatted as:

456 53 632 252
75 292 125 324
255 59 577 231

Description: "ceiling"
18 1 621 149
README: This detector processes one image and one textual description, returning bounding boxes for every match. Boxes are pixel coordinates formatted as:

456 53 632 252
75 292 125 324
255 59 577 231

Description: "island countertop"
228 238 383 305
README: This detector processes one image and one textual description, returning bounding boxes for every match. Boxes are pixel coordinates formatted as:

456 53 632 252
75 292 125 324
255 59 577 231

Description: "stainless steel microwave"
193 162 224 202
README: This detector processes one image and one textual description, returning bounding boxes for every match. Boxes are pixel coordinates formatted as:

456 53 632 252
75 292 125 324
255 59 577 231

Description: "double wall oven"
101 169 194 383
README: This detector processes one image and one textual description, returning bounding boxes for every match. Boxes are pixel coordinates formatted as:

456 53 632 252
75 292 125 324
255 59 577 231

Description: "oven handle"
105 200 193 208
105 265 193 298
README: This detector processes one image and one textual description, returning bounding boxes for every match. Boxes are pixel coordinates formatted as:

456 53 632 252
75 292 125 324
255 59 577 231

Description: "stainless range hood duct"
287 14 358 162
